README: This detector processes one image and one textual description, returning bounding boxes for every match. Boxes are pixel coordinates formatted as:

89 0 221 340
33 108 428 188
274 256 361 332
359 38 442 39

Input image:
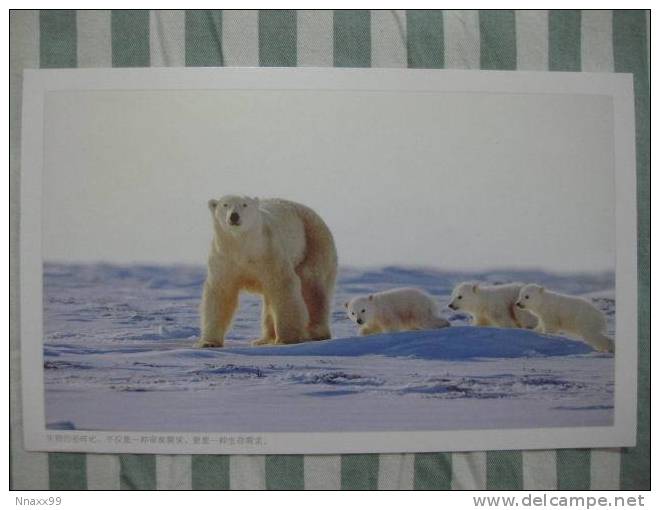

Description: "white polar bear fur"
198 195 337 347
448 282 538 329
345 287 450 336
515 284 614 353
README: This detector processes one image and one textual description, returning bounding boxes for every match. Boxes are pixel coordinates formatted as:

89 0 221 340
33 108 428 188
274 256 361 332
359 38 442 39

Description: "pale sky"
43 88 615 272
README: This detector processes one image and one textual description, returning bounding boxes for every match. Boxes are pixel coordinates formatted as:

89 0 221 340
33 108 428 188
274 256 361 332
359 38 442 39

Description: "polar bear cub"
448 282 538 329
345 287 450 336
515 284 614 353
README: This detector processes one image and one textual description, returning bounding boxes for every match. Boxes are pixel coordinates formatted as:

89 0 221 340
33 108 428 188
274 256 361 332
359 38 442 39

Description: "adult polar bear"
198 195 338 347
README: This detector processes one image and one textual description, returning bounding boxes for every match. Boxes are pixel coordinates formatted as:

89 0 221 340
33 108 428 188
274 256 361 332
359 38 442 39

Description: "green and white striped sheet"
9 9 649 490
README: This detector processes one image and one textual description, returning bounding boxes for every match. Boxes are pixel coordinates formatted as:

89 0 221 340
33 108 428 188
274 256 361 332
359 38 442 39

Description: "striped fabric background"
9 10 649 490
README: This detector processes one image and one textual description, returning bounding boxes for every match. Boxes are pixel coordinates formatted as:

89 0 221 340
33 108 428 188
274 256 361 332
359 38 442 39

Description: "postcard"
20 67 637 453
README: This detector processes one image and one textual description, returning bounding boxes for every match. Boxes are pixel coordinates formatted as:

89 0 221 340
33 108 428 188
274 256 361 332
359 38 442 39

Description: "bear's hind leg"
583 330 615 353
428 316 450 329
294 209 337 342
295 238 336 342
299 273 333 341
491 307 518 328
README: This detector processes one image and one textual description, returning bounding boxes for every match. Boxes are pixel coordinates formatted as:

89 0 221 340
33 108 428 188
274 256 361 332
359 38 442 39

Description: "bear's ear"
208 199 218 212
368 294 373 301
344 301 349 309
472 283 479 293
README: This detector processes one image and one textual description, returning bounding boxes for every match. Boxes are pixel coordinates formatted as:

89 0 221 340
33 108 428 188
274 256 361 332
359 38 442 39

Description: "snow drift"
42 263 615 433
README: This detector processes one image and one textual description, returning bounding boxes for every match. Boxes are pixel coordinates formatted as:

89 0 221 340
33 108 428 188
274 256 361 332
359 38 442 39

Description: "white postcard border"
20 67 637 454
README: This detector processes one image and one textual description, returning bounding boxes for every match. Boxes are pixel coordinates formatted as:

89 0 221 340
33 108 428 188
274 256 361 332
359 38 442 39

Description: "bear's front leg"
267 273 309 344
251 296 277 346
197 279 238 348
533 319 547 334
359 324 381 336
473 316 491 327
515 309 538 330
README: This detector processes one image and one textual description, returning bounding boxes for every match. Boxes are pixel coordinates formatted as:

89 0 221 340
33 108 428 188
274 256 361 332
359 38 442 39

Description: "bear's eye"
351 312 355 316
525 295 530 300
242 203 247 208
361 309 365 313
222 203 228 208
457 295 462 300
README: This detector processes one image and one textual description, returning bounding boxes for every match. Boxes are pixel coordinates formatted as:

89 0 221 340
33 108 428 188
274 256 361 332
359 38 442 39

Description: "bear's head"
515 284 544 310
344 295 376 327
208 195 261 234
447 282 481 311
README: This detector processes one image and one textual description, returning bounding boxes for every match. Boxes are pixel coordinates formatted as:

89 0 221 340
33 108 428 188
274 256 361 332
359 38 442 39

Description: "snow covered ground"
43 263 615 432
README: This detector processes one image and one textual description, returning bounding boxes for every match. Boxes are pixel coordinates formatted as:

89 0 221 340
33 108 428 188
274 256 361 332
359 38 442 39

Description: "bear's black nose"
356 318 363 325
515 302 523 308
448 303 456 310
229 212 240 224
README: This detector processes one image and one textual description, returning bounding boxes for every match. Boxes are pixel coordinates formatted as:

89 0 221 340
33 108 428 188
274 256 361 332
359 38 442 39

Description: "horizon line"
42 260 616 277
